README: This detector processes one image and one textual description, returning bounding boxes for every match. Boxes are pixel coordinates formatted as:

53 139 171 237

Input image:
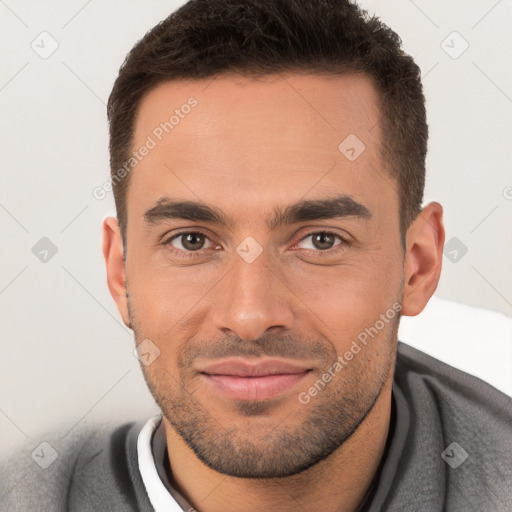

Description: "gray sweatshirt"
1 341 511 511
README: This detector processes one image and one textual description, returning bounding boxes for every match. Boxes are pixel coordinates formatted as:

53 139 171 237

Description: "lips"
199 358 311 377
197 358 313 401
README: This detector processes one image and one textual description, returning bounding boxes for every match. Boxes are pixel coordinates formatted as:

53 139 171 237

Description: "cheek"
286 253 401 341
128 252 195 311
128 264 210 348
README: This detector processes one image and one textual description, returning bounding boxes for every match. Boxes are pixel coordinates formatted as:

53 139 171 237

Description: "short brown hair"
107 0 427 249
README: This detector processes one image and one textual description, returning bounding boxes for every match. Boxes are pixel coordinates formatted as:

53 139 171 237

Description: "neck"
162 371 394 512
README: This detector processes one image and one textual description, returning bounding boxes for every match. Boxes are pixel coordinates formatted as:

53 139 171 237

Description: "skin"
103 72 445 512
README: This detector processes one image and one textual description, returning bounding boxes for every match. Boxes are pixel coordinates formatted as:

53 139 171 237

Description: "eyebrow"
143 194 372 230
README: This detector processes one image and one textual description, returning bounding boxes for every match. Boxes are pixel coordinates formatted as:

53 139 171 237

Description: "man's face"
124 73 404 478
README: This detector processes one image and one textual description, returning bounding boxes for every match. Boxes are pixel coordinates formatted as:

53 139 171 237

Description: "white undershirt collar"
137 415 185 512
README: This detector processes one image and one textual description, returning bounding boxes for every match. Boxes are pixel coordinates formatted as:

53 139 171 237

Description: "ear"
102 217 131 328
401 201 445 316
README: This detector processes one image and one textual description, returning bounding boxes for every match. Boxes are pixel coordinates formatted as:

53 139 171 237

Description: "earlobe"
102 217 131 328
401 202 445 316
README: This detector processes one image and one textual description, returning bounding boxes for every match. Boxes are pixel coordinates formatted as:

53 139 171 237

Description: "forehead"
133 72 381 156
127 72 396 230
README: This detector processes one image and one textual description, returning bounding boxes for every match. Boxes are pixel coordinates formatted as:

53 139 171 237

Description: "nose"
211 251 295 341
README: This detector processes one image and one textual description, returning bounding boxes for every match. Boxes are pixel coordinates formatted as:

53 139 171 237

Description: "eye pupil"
312 232 335 250
182 233 204 251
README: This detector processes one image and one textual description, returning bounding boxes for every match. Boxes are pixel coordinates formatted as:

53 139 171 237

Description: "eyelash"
162 229 351 258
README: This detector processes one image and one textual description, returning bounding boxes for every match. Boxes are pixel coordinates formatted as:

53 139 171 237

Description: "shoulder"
0 418 145 511
395 340 511 420
393 341 512 509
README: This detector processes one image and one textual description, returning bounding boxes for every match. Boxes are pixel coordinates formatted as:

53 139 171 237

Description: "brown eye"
297 231 348 252
167 231 214 252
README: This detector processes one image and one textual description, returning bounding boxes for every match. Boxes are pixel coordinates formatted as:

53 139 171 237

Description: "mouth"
197 358 313 401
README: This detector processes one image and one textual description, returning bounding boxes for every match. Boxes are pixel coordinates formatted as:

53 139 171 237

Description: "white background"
1 0 511 456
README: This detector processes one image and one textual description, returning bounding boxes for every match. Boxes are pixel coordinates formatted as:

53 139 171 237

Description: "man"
1 0 511 511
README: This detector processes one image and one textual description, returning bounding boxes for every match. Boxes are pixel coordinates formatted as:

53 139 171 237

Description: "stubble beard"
128 296 398 478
